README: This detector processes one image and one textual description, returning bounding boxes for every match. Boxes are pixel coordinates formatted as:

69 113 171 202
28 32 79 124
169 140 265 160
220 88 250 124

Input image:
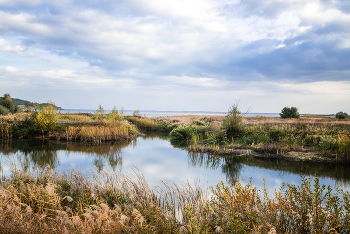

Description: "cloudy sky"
0 0 349 113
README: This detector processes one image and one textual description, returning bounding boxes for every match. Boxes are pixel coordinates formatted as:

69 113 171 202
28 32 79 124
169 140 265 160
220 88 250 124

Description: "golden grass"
1 166 350 233
126 117 160 131
63 121 137 143
58 114 93 122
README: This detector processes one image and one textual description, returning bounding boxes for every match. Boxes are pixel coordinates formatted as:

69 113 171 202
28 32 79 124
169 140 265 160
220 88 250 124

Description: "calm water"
1 135 350 195
61 109 280 117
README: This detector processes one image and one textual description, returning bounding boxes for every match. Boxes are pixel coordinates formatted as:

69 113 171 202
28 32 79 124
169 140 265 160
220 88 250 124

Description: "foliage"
1 167 350 233
0 105 10 115
132 109 142 117
0 93 19 115
108 106 123 123
336 111 348 119
280 106 300 119
94 104 105 121
32 103 58 134
223 104 244 137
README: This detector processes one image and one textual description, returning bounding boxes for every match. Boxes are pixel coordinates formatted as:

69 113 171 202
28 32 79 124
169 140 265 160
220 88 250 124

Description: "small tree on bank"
336 111 348 120
0 93 19 115
223 104 244 137
280 107 300 119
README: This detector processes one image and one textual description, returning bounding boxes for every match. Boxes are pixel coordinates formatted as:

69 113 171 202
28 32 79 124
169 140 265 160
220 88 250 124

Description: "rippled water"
1 135 350 194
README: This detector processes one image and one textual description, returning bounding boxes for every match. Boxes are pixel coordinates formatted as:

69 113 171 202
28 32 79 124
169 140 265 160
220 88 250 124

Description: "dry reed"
1 165 350 233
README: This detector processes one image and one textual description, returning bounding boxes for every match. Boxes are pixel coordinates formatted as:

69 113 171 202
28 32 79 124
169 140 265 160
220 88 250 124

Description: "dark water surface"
1 135 350 195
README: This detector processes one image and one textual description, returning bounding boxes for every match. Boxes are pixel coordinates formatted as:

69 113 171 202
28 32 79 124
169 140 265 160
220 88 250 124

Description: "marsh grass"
178 120 350 159
126 117 160 132
1 166 350 233
63 121 137 143
58 114 93 122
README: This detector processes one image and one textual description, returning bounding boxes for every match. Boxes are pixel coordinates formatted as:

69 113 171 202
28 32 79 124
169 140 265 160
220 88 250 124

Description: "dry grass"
1 166 350 233
62 121 137 143
126 117 160 131
58 114 94 122
0 113 30 139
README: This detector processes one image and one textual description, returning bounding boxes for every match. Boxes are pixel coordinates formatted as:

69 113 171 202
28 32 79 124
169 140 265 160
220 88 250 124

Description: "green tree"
335 111 348 119
280 107 300 119
0 93 19 115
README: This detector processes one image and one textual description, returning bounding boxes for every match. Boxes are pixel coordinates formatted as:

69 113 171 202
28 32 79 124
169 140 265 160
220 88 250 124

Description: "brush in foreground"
1 166 350 233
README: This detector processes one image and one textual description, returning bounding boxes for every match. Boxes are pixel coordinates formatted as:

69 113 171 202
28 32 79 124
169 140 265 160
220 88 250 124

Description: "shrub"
132 109 142 117
32 103 58 134
280 106 300 118
0 93 19 114
336 111 348 120
223 104 244 137
108 106 123 122
94 104 105 121
0 105 10 115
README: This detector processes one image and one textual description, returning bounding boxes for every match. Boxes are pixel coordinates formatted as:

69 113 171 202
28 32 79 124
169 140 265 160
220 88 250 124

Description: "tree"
32 102 58 134
336 111 348 120
280 107 300 119
0 93 19 115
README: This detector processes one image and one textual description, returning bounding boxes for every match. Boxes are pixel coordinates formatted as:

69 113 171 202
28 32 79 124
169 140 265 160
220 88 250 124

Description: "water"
61 109 280 117
1 135 350 195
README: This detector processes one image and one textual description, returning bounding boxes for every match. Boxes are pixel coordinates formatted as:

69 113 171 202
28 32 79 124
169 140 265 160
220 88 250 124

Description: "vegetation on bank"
1 167 350 233
166 105 350 161
0 94 20 115
1 101 136 143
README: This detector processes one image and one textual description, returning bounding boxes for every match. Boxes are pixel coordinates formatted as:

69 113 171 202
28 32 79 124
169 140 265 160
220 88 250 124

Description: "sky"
0 0 349 113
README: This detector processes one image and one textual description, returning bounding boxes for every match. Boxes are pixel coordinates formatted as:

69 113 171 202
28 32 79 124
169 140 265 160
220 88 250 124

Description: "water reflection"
1 136 350 188
0 139 133 173
187 152 243 183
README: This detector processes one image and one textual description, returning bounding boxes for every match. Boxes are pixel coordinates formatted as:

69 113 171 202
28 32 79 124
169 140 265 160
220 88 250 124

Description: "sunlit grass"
1 166 350 233
58 114 93 122
64 121 137 143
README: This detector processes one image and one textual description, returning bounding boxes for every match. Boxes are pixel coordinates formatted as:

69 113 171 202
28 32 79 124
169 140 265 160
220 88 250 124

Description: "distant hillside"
13 98 63 110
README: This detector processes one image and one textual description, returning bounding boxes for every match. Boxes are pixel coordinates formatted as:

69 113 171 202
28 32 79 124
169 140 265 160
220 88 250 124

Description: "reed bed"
0 114 27 139
1 166 350 233
170 120 350 160
58 114 94 122
63 122 137 143
126 117 161 132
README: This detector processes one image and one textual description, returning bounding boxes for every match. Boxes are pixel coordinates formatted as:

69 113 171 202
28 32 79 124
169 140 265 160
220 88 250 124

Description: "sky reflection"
1 136 350 195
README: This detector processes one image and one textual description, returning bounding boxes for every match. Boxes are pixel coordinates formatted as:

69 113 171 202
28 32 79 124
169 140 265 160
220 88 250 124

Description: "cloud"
0 0 349 112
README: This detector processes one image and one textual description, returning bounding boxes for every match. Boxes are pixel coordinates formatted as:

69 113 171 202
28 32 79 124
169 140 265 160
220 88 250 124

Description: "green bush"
336 111 348 119
0 105 10 115
0 93 19 114
223 104 244 137
280 106 300 119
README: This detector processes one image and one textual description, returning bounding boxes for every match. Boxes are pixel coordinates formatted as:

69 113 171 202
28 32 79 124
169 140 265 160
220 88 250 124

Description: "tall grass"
63 121 137 143
126 117 160 132
1 167 350 233
58 114 93 122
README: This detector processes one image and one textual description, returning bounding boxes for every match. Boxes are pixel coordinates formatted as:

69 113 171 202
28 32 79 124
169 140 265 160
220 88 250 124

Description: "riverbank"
1 111 350 163
154 115 350 164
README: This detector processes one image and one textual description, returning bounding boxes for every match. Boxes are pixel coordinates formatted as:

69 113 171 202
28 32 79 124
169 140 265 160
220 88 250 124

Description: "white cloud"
4 66 18 72
0 0 349 112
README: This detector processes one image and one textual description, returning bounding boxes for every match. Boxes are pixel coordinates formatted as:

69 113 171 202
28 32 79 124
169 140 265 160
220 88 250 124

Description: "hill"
13 98 63 110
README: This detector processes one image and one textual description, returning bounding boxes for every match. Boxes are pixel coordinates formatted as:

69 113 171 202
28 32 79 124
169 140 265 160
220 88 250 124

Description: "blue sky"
0 0 349 113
